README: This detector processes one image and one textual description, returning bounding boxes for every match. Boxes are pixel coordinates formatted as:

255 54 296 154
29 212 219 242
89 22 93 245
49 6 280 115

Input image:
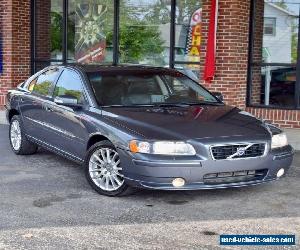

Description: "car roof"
63 64 182 75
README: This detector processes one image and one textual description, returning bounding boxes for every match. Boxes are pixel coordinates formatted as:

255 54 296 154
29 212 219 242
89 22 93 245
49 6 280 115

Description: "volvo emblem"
226 144 253 159
236 147 246 156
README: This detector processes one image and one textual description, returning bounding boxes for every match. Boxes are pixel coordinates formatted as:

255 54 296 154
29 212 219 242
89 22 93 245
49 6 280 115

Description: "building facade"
0 0 300 128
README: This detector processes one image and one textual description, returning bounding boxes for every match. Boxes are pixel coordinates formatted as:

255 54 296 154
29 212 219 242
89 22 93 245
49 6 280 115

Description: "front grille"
211 143 266 160
203 169 268 185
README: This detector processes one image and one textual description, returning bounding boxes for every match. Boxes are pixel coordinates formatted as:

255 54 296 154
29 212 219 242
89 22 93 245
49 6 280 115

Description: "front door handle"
45 106 54 112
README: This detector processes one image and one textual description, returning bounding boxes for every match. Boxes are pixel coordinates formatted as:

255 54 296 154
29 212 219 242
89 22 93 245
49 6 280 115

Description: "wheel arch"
86 134 111 151
8 109 20 123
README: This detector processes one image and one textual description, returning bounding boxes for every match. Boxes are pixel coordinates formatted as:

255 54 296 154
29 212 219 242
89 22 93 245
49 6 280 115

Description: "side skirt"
26 134 84 164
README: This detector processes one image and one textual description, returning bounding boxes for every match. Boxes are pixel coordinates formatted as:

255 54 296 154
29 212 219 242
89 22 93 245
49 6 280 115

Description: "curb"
0 111 8 125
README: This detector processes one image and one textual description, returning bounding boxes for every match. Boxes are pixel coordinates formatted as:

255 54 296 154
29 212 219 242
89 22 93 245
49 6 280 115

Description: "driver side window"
54 69 86 104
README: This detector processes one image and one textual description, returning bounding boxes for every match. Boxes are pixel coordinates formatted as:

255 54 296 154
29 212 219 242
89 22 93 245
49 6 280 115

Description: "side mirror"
212 92 224 102
54 96 83 109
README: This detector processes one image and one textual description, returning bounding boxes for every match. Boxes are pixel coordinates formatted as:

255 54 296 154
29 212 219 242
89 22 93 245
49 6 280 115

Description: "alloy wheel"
10 120 22 151
88 148 124 191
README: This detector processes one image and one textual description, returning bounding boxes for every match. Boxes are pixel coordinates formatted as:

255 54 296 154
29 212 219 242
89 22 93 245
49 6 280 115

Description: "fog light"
277 168 285 178
172 178 185 187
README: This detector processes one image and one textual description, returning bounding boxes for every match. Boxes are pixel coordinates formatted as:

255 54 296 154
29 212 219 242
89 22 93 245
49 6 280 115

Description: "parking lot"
0 124 299 249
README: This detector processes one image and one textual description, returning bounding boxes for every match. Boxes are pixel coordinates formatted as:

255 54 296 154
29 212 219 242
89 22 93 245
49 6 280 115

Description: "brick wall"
246 107 300 129
35 0 51 60
0 0 31 107
251 0 264 105
200 0 251 109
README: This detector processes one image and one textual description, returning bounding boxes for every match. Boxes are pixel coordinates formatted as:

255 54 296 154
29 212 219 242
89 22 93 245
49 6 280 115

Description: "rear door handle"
45 106 54 112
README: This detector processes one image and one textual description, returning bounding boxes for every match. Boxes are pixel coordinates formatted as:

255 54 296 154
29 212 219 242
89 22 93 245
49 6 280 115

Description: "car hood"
102 105 270 141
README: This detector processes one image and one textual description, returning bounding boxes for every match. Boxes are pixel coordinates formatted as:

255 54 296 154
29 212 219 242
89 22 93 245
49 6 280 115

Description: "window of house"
264 17 276 36
248 0 300 109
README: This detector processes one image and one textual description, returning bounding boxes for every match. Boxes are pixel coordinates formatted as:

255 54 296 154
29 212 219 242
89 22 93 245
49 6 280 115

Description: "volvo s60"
5 65 294 196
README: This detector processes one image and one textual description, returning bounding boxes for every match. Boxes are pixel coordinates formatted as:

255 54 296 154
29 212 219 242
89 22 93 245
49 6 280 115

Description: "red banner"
203 0 218 83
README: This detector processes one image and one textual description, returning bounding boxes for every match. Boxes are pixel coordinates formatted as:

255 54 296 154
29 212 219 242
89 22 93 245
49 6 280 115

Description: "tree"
50 12 63 53
106 1 165 64
144 0 201 24
114 23 164 64
144 0 171 24
291 21 298 63
176 0 202 24
106 22 165 64
50 12 75 54
274 0 288 9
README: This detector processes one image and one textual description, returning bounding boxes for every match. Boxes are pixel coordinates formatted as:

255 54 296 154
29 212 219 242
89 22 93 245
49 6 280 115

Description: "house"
263 2 298 63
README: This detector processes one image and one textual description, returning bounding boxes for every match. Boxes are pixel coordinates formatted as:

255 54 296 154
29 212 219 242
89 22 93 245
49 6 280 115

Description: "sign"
75 1 108 63
185 8 202 63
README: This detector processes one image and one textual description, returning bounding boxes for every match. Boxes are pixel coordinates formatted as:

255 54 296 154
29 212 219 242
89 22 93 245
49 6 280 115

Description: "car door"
19 67 61 141
43 68 89 159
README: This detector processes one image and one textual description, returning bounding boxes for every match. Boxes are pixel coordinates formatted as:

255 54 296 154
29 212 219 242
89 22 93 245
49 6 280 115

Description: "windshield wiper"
153 103 191 108
101 101 223 108
101 104 155 108
154 101 223 107
182 101 224 106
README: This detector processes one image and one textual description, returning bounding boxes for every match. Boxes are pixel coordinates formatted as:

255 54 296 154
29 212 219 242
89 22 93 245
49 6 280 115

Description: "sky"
285 0 300 14
266 0 300 14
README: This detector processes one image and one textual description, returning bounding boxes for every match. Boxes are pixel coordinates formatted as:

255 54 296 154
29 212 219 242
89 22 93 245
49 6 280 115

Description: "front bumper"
118 145 294 190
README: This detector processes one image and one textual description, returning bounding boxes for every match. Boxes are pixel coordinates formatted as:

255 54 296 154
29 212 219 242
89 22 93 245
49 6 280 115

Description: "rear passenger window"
27 78 37 92
32 68 59 96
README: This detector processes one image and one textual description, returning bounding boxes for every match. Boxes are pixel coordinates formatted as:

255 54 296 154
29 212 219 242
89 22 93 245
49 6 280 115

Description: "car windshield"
88 71 220 107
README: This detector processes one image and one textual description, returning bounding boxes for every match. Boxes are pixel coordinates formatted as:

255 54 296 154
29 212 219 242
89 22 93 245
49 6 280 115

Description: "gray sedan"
5 65 294 196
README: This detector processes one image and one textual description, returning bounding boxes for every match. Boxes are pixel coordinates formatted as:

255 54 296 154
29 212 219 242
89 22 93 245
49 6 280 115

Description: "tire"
85 140 134 197
9 115 38 155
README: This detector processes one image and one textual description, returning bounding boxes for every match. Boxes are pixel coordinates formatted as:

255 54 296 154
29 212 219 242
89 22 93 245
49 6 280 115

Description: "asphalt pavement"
0 124 299 249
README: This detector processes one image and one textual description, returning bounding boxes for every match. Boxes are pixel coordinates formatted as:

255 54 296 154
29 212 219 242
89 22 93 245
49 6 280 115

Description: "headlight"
271 132 288 149
129 140 196 155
